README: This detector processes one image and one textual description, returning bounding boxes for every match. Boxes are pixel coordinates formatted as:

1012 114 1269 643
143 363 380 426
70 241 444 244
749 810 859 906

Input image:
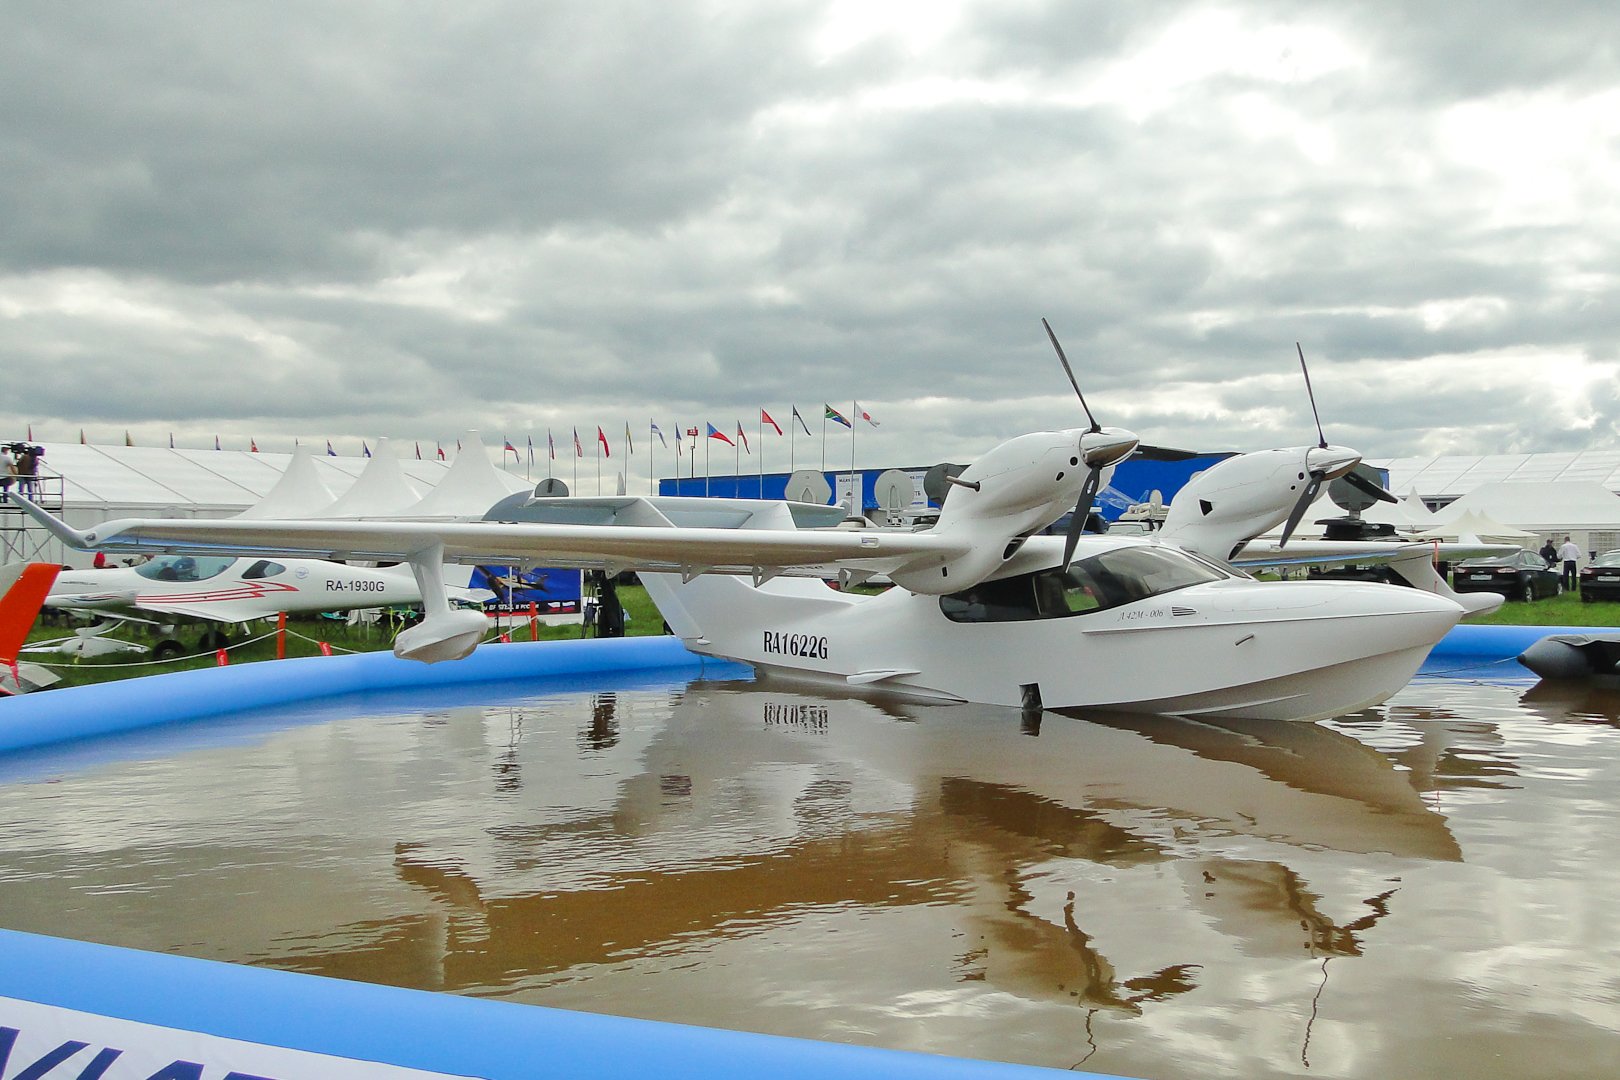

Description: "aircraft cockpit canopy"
134 554 238 583
941 544 1236 623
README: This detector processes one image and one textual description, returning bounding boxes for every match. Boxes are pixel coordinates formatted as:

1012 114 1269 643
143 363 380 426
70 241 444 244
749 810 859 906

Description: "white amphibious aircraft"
3 330 1481 721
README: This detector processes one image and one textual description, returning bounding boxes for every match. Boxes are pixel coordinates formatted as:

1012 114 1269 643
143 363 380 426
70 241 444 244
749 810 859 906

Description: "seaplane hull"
646 553 1463 721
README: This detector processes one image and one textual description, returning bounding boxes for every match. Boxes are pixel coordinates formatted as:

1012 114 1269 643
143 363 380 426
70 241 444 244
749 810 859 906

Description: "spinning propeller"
1042 318 1138 571
1278 344 1398 546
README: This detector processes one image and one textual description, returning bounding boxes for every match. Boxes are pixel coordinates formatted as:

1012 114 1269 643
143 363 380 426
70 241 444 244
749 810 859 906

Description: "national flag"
685 426 700 438
736 422 750 453
597 426 610 458
251 438 260 453
26 424 32 441
169 433 175 449
624 422 634 455
548 430 556 460
326 439 337 457
79 429 87 446
855 401 881 427
527 435 534 467
573 427 583 457
706 422 733 446
790 406 812 436
415 441 422 460
651 422 668 448
503 438 519 458
456 438 462 452
437 442 446 460
214 435 221 450
363 441 372 458
824 405 852 429
124 430 133 447
762 409 783 436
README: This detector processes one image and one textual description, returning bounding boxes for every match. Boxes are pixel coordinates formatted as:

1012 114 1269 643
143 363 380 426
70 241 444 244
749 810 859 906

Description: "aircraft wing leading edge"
9 497 969 581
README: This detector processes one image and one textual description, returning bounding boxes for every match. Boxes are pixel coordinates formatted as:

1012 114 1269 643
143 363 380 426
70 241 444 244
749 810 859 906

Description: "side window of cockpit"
241 560 288 580
939 576 1042 622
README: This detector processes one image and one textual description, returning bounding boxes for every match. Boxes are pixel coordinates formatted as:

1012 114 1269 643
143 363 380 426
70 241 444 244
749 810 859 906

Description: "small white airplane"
40 555 490 658
2 327 1487 721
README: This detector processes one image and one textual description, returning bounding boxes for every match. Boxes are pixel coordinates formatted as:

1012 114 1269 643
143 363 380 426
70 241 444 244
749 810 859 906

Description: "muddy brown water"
2 662 1618 1079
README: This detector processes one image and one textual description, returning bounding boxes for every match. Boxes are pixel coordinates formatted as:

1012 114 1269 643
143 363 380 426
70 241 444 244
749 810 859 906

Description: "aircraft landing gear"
152 640 184 661
197 629 230 653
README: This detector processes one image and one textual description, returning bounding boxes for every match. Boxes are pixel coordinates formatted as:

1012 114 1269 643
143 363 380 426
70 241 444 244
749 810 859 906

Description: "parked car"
1578 550 1620 602
1452 550 1563 602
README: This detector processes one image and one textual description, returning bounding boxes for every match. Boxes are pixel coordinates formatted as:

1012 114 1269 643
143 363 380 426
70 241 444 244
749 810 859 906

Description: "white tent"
236 445 337 518
1416 510 1536 544
1427 481 1620 532
406 432 529 517
1357 488 1438 533
320 438 425 518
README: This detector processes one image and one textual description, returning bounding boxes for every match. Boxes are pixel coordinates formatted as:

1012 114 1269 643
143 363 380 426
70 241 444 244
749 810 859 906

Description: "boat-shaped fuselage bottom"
643 542 1464 723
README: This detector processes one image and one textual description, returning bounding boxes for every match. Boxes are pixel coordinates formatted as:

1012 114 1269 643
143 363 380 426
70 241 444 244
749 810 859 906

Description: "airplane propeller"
1042 318 1138 571
1279 344 1397 546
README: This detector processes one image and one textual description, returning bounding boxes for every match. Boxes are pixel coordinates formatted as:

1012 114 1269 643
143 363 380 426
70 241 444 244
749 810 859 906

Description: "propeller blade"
1296 343 1327 450
1279 473 1324 547
1344 469 1399 504
1042 318 1100 433
1062 467 1103 572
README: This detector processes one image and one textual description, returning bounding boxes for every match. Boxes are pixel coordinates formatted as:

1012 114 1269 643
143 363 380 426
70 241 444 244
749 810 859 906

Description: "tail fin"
0 562 60 664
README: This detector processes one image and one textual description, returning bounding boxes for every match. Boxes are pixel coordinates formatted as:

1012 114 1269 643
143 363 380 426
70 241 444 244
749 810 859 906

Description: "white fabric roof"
29 440 528 515
1371 451 1620 500
1416 510 1536 543
1426 481 1620 532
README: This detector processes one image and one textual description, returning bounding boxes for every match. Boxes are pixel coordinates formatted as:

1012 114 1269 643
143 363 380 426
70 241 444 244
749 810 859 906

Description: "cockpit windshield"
133 555 238 583
940 544 1232 623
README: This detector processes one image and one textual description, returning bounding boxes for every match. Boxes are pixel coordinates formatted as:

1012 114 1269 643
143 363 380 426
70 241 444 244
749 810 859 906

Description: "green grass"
22 585 669 689
1462 590 1620 625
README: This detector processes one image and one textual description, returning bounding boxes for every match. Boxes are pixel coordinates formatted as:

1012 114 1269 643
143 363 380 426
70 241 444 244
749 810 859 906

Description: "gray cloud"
2 0 1617 472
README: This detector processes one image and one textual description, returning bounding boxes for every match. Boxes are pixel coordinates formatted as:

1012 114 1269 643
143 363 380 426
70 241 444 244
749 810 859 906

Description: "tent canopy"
1429 481 1620 532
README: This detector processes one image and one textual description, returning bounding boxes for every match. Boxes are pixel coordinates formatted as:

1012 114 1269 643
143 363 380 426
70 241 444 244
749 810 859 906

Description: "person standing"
1539 538 1558 568
1558 535 1581 591
14 445 37 496
0 443 14 491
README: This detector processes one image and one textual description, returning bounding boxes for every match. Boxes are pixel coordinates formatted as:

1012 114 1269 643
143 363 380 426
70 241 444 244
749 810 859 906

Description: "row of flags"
492 405 880 466
55 404 882 461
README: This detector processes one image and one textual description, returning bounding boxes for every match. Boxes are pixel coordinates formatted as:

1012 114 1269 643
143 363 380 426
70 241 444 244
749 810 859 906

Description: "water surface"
2 664 1617 1079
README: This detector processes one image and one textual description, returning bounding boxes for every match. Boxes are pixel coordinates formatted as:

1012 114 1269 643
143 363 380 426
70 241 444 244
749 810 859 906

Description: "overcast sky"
4 1 1618 485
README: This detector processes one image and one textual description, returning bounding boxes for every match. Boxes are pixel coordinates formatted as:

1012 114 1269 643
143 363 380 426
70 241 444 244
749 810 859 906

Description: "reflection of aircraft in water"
265 680 1458 1033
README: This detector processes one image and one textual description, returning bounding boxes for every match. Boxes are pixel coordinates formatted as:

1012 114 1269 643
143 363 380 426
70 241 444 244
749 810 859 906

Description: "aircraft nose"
1080 427 1139 469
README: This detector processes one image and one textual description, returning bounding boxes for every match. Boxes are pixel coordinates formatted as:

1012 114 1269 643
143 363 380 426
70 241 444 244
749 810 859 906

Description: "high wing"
18 495 971 584
1230 538 1515 569
1230 537 1514 616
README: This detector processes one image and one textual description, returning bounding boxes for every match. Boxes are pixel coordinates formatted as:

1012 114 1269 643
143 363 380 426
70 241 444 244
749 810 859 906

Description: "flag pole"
705 432 711 497
733 434 739 497
650 420 656 495
821 410 827 471
758 413 765 498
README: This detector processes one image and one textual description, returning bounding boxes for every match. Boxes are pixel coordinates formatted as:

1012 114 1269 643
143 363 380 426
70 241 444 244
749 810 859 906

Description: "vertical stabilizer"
0 562 59 664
